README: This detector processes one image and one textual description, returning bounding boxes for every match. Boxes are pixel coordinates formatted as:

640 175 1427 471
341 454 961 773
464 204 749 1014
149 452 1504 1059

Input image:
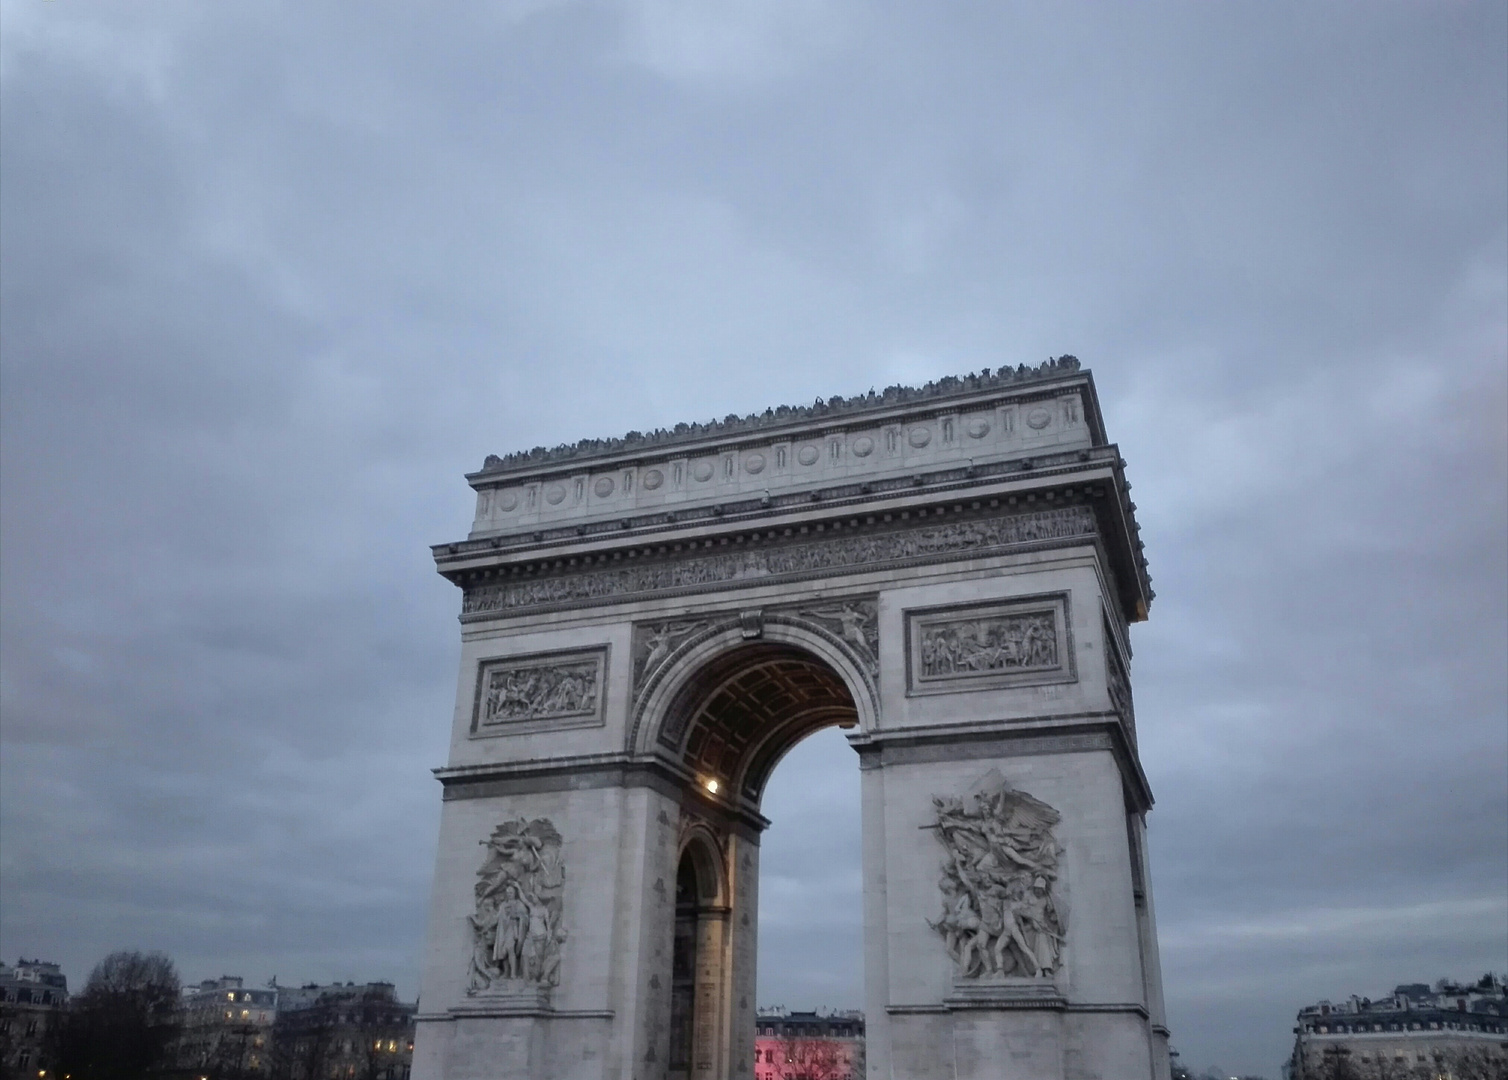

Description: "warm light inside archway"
668 643 859 807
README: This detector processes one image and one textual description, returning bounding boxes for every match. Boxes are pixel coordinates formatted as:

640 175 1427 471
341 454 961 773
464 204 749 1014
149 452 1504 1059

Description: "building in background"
271 981 414 1080
175 975 278 1076
1287 974 1507 1078
754 1007 864 1080
0 959 69 1077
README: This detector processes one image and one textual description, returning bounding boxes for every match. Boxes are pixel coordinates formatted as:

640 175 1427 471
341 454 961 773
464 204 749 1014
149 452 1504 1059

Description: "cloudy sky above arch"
1 1 1504 1074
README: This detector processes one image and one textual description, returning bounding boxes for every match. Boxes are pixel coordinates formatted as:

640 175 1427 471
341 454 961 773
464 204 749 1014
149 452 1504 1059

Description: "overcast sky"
2 2 1504 1075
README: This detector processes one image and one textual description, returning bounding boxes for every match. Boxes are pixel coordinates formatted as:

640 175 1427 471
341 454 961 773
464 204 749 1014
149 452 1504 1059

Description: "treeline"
3 950 411 1080
2 951 180 1080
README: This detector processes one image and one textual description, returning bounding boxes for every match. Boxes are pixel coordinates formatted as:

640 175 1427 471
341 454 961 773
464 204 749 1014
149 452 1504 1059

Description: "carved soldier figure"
467 910 498 992
1018 876 1063 976
521 890 553 981
493 883 530 978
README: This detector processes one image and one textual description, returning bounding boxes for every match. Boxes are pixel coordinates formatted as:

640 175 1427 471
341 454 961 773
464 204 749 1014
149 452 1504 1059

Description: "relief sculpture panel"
927 771 1065 982
471 648 607 736
906 593 1074 694
467 817 567 994
920 610 1057 676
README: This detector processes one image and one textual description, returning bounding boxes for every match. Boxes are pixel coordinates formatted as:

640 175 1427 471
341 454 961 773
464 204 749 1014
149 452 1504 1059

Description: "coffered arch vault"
629 614 878 806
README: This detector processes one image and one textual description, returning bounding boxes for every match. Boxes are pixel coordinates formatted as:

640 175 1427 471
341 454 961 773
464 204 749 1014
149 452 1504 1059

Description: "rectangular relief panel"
470 646 609 737
905 593 1075 695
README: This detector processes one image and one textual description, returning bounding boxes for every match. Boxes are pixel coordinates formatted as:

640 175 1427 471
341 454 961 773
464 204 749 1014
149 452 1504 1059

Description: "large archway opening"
660 639 866 1080
755 727 863 1014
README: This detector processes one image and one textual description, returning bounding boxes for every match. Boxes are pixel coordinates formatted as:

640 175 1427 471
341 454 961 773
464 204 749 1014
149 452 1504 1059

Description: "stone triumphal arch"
413 357 1170 1080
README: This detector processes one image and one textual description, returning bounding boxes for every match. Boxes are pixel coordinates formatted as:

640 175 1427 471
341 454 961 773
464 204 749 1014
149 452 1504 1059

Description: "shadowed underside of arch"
664 643 858 806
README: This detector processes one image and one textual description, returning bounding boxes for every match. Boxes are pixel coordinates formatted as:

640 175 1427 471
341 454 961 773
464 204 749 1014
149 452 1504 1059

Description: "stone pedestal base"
452 981 552 1017
945 978 1067 1010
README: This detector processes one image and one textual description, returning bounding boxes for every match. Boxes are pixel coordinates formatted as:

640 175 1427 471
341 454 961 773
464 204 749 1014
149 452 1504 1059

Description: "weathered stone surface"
412 365 1169 1080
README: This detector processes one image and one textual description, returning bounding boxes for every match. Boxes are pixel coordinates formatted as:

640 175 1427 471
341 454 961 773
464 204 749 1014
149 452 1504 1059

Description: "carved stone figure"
633 620 710 690
468 818 566 993
927 772 1065 980
920 611 1057 678
799 602 879 674
481 660 599 724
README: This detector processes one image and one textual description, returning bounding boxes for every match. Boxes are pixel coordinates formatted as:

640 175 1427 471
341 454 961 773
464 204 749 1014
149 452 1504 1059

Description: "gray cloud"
1 2 1504 1073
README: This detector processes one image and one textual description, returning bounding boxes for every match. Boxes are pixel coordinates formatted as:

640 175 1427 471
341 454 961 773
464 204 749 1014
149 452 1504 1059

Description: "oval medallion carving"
642 469 664 490
497 491 520 512
692 460 715 482
544 484 566 505
594 477 615 498
1026 408 1052 430
852 436 874 457
908 426 932 448
744 453 766 475
966 417 991 439
797 445 819 466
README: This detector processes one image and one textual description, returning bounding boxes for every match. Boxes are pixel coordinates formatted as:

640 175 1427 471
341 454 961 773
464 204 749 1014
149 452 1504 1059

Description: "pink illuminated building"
753 1009 864 1080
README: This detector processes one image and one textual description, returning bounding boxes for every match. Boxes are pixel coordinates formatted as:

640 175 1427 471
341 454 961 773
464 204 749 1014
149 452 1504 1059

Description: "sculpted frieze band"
463 505 1095 617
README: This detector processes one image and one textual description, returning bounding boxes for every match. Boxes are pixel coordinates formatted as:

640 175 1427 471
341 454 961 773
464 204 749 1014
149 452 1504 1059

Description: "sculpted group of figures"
464 506 1096 615
482 662 598 723
920 612 1057 677
929 774 1066 980
468 818 567 992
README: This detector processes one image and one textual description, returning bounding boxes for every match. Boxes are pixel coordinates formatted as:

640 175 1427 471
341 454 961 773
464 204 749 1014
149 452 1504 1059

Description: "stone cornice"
431 715 1152 822
436 389 1153 621
470 356 1096 479
434 752 773 840
438 444 1122 563
848 713 1154 812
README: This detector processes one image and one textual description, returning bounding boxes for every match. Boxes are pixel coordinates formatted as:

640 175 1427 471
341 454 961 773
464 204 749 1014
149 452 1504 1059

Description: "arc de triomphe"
413 357 1170 1080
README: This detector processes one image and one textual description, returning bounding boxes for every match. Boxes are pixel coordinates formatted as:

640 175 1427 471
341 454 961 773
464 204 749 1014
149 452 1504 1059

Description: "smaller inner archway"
670 833 730 1080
